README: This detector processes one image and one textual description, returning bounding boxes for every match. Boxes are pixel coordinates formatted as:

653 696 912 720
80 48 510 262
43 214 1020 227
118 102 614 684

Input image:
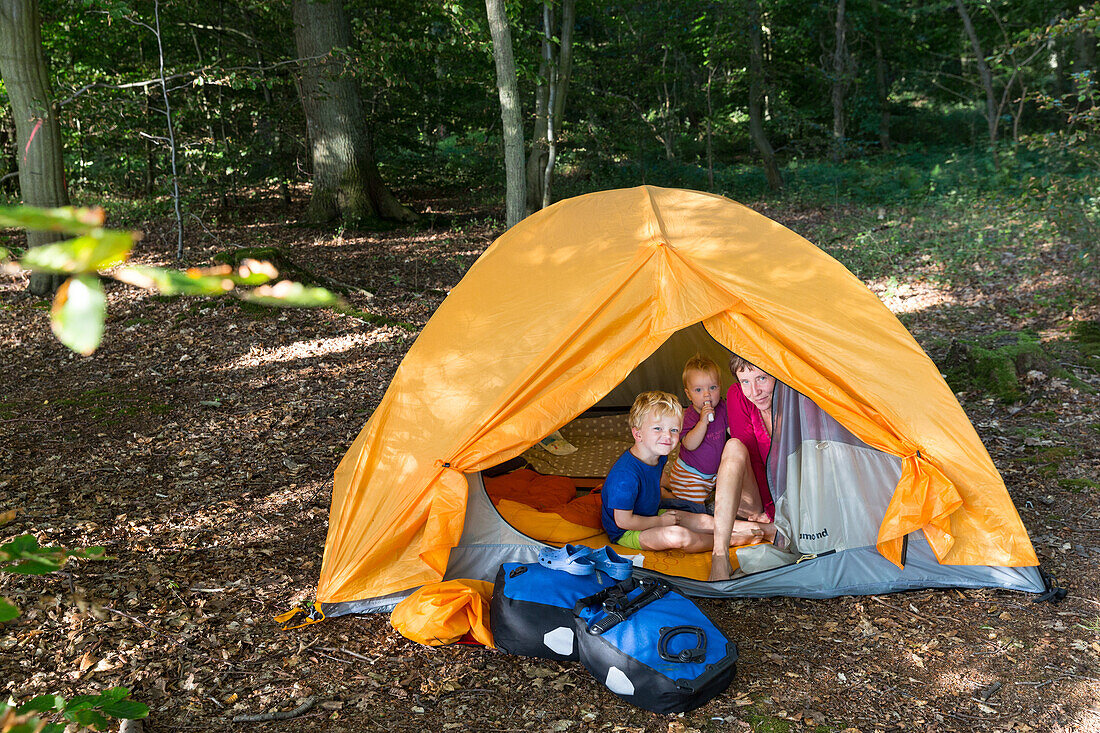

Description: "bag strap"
658 625 707 663
574 577 670 635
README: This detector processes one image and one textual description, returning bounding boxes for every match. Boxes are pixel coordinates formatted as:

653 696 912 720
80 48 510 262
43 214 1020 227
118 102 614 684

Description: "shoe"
588 546 633 580
537 544 596 575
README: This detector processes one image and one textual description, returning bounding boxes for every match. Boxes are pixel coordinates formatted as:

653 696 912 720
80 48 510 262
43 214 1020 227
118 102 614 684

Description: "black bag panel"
490 561 615 661
578 633 738 714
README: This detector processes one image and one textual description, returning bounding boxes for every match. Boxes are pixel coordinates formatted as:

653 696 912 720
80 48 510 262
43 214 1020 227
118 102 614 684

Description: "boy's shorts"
667 457 717 503
615 507 691 550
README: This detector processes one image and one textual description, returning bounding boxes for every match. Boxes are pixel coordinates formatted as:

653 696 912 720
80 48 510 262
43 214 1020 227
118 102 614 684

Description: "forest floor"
1 187 1098 733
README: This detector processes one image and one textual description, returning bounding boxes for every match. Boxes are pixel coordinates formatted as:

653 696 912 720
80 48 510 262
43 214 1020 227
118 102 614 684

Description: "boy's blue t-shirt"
600 450 667 542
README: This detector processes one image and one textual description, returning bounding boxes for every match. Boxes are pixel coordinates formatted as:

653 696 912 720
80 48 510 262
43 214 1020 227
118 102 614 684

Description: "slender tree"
746 0 782 191
526 0 576 213
870 0 891 151
292 0 416 223
0 0 69 295
829 0 855 162
954 0 999 167
485 0 525 227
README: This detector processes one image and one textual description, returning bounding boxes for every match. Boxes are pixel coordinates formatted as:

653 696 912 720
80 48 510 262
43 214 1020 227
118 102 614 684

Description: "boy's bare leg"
638 525 713 553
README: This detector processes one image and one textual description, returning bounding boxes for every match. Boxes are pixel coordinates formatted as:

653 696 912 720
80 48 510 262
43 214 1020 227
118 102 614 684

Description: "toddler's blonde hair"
628 391 683 430
682 354 720 388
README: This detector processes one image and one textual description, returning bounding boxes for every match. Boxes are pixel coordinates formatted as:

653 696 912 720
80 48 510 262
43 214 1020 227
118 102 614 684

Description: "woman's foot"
708 551 735 582
756 523 789 551
728 525 764 547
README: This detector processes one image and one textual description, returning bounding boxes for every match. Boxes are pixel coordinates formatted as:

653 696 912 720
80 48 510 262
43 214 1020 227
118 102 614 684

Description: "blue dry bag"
573 576 738 713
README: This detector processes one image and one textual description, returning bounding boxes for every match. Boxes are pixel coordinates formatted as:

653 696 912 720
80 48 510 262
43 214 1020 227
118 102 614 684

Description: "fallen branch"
232 696 318 723
316 646 375 663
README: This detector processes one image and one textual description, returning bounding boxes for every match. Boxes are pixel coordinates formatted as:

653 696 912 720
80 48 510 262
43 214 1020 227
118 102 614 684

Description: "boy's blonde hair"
682 354 720 388
628 391 684 430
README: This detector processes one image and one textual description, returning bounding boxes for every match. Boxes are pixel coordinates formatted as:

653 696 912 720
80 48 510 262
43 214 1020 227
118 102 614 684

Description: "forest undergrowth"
1 184 1098 733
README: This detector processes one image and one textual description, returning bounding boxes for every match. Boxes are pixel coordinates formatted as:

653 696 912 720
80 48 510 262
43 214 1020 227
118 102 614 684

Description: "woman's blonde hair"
628 390 683 430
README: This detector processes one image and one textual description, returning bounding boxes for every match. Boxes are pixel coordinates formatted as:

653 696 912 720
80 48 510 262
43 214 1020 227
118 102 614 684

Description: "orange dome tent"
313 186 1049 618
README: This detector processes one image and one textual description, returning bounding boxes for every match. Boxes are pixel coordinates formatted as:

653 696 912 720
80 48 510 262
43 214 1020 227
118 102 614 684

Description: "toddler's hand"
701 400 715 424
662 511 680 526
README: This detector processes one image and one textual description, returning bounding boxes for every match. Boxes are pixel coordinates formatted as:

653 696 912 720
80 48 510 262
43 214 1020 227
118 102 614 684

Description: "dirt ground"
1 190 1098 733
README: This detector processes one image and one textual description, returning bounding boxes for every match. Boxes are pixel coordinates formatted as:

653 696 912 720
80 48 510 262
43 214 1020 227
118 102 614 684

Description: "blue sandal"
538 544 634 580
588 546 634 580
537 544 597 576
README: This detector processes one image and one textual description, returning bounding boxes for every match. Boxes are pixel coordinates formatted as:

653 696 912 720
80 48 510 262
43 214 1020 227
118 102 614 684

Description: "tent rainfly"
313 186 1054 619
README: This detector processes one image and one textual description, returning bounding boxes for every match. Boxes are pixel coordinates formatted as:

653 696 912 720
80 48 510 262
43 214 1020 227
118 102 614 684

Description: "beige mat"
522 413 633 478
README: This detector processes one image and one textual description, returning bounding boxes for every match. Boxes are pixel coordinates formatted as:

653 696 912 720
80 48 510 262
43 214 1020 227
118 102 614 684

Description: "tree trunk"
1074 29 1097 103
291 0 415 224
485 0 525 228
706 64 715 189
526 0 575 214
525 28 551 214
541 0 573 210
0 0 69 295
830 0 851 162
746 0 782 191
870 0 891 151
954 0 999 168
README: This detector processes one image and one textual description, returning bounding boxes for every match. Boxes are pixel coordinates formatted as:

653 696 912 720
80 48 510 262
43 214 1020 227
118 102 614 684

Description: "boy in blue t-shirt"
601 391 764 574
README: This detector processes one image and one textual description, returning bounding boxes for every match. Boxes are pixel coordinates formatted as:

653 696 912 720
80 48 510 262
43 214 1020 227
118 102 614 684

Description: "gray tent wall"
323 467 1044 616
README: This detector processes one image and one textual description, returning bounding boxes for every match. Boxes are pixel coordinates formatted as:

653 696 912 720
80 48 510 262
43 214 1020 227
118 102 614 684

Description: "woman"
707 355 782 581
723 355 777 522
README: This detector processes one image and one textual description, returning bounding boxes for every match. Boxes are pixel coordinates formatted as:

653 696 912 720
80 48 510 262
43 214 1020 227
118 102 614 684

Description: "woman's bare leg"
710 438 783 579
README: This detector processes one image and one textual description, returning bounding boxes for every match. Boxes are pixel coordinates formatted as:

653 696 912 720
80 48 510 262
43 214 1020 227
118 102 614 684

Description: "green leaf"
62 695 100 712
0 534 66 574
20 231 134 274
0 205 105 236
0 533 39 556
2 557 63 575
2 533 39 553
0 245 9 260
96 687 131 705
0 597 19 621
228 269 275 287
72 708 109 730
50 275 105 355
241 280 340 308
114 265 235 296
67 545 106 561
18 695 65 713
100 700 150 719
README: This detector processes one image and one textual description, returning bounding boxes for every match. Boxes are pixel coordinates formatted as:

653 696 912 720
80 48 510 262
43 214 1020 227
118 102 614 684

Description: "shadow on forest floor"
0 190 1097 733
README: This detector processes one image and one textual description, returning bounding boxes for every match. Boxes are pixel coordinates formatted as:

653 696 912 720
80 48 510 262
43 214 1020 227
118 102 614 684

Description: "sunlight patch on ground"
932 667 994 699
867 277 957 314
215 330 393 371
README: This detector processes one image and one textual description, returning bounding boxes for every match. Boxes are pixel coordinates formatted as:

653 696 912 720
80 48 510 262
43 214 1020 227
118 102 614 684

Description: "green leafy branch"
0 205 343 355
0 532 105 622
1 687 148 733
0 529 145 732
